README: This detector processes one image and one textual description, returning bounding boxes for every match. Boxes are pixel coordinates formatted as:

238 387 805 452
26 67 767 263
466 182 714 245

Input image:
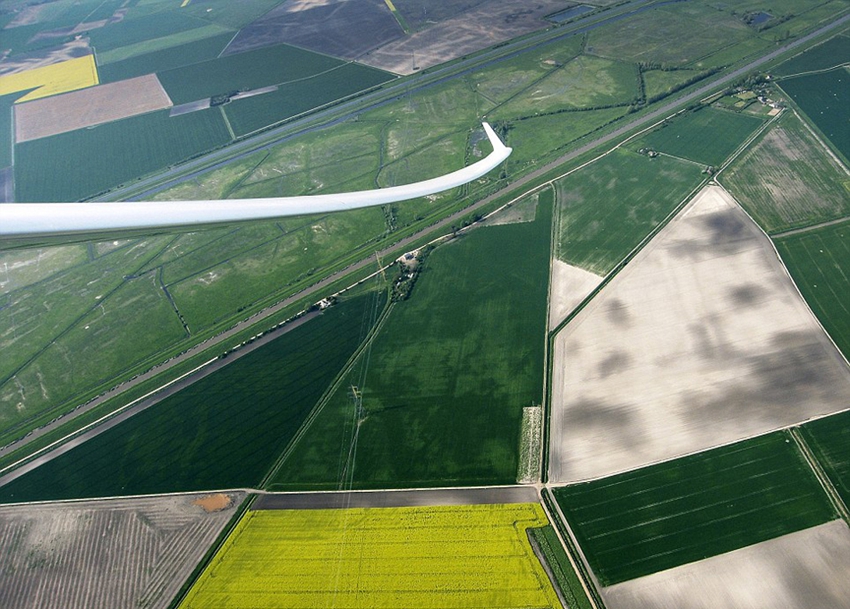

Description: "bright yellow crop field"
0 55 98 103
178 502 562 608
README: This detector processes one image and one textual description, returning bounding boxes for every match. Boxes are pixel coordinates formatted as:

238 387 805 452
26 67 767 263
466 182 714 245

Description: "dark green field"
636 107 765 166
98 32 235 83
0 291 385 503
775 220 850 358
269 193 553 490
0 93 18 167
528 526 593 609
555 148 704 275
157 43 348 105
88 11 211 52
779 69 850 162
802 410 850 506
774 34 850 76
554 432 836 586
14 108 231 202
224 64 394 137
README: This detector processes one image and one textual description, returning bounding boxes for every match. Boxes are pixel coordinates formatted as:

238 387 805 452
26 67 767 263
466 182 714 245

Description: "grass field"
0 93 17 167
0 291 385 503
0 55 98 102
586 3 751 67
635 106 765 166
779 69 850 163
165 209 387 332
88 11 212 53
269 194 552 490
775 220 850 359
492 54 639 117
722 110 850 233
554 432 837 586
642 68 710 102
223 64 393 137
802 410 850 507
157 43 349 105
96 30 234 77
555 148 704 274
178 503 562 609
14 108 231 201
774 34 850 76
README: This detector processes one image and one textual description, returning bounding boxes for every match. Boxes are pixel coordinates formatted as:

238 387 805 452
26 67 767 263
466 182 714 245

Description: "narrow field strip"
554 432 837 586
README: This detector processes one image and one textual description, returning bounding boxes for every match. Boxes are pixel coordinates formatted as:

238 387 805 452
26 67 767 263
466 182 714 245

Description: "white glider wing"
0 123 511 248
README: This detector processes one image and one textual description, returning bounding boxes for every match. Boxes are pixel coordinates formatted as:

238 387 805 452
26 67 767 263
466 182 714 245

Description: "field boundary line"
791 107 850 175
541 488 605 609
788 427 850 524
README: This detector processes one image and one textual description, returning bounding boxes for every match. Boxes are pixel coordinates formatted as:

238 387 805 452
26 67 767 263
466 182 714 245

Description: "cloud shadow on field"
597 350 632 378
667 209 756 259
563 398 643 449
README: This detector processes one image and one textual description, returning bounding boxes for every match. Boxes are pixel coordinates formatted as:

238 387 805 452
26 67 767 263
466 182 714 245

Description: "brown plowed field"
15 74 172 142
0 492 244 609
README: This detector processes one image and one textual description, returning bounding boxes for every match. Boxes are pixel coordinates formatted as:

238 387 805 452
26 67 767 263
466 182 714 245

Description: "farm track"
789 427 850 523
771 215 850 238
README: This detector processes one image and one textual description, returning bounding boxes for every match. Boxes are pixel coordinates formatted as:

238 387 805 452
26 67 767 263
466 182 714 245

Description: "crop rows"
0 291 385 502
179 503 561 608
554 432 836 586
779 69 850 162
0 494 242 609
775 219 850 359
802 410 850 507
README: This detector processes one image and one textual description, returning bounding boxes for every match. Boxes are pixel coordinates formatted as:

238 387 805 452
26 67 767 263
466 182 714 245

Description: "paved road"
4 11 848 470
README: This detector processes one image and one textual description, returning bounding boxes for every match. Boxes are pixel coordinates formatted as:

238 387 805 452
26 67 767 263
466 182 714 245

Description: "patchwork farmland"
178 503 562 609
1 1 850 608
549 185 850 484
554 432 837 586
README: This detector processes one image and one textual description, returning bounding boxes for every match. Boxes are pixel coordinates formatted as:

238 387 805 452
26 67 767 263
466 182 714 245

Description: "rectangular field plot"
0 292 384 503
635 106 765 166
0 492 245 609
775 220 850 358
721 110 850 233
178 503 562 609
97 32 235 83
87 11 213 53
157 43 348 105
224 63 393 137
779 69 850 163
554 433 837 586
554 148 704 275
14 108 230 201
803 410 850 506
270 194 552 490
773 34 850 76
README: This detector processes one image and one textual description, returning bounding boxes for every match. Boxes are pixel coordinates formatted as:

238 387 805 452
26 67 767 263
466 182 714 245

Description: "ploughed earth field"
549 184 850 483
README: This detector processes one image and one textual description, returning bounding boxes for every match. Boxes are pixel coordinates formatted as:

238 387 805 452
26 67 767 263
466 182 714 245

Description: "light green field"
722 111 850 234
472 35 585 104
587 3 751 67
775 220 850 359
492 54 638 117
178 503 562 609
643 68 710 101
555 148 705 274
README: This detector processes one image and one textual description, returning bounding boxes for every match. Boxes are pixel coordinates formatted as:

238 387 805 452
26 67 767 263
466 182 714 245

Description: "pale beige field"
15 74 172 142
549 185 850 483
602 519 850 609
360 0 570 74
549 258 602 328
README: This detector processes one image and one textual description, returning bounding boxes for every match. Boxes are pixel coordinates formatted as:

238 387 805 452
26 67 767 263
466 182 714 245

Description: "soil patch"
193 493 233 512
15 74 172 142
549 258 602 328
549 185 850 483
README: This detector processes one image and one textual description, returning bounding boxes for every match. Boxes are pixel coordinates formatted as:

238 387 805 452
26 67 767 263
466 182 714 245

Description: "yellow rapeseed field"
179 502 562 608
0 55 98 103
